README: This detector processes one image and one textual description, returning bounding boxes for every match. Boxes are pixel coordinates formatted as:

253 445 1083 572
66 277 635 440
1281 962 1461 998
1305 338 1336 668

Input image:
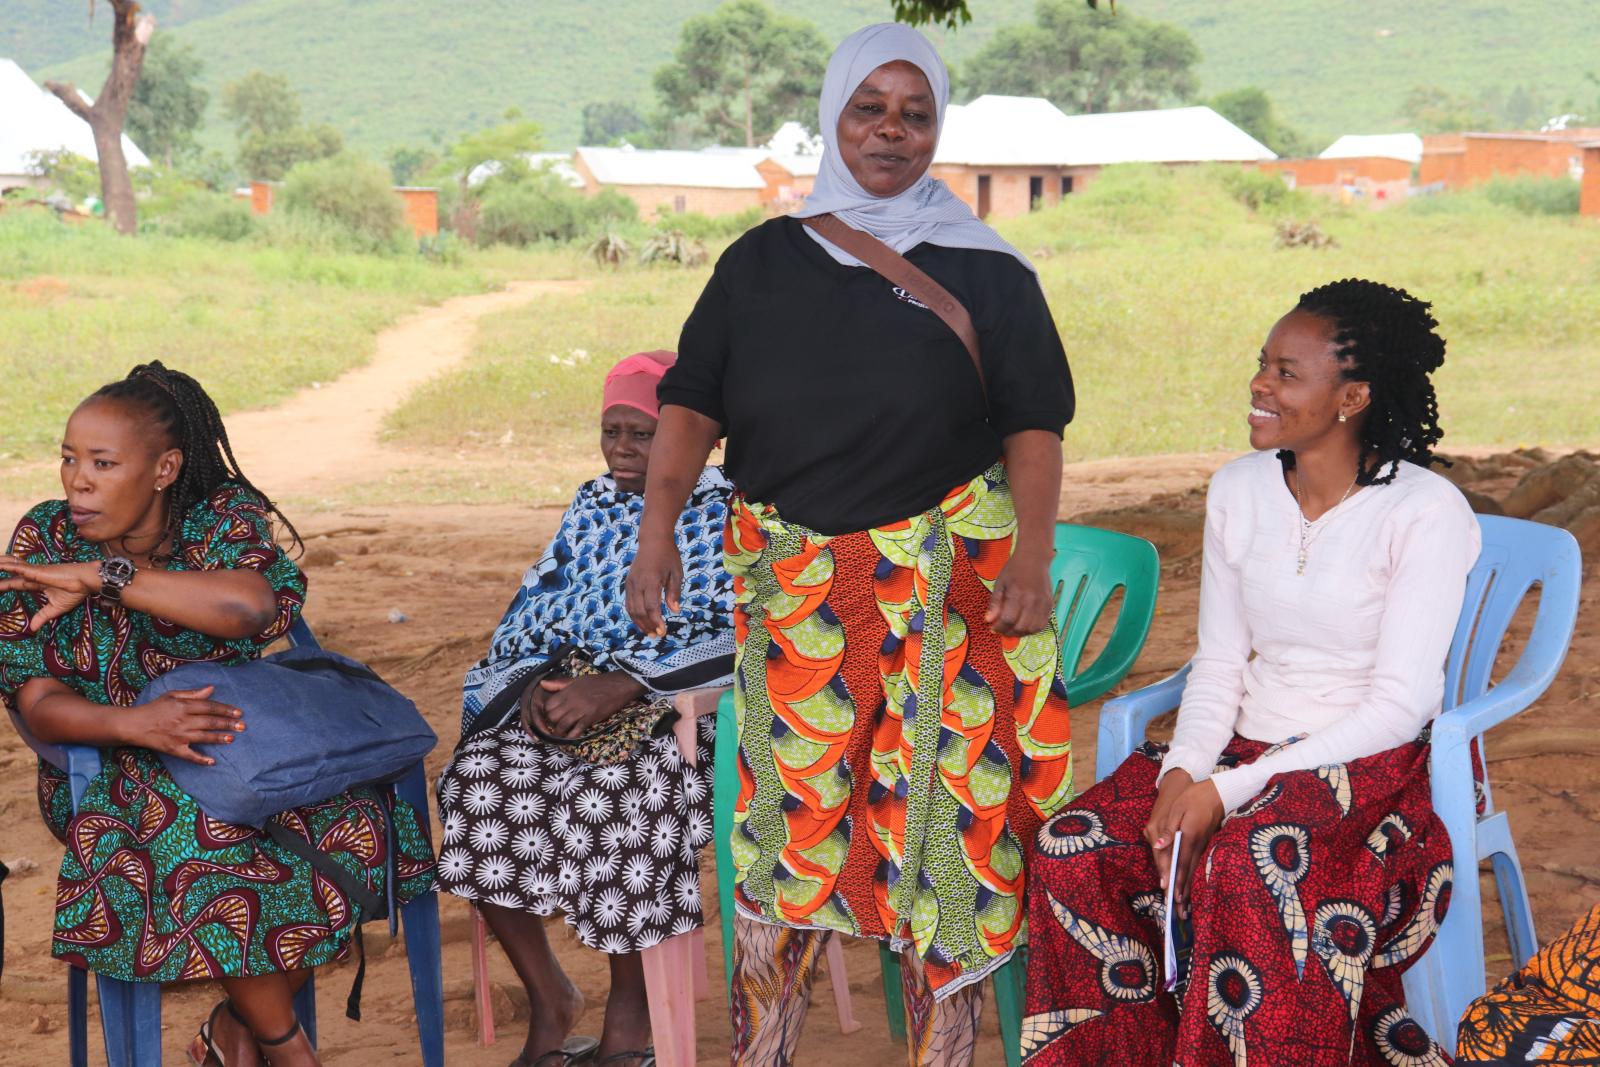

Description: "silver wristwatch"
98 556 136 602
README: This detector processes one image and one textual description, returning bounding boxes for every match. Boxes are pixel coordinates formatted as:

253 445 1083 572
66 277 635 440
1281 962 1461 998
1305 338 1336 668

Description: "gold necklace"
1293 471 1359 575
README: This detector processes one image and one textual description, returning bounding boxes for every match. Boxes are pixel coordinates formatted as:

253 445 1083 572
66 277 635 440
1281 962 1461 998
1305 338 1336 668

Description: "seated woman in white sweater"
1021 279 1480 1067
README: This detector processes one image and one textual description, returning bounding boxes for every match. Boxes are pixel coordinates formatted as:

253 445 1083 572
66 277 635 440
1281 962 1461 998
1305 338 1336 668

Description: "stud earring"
1338 413 1347 423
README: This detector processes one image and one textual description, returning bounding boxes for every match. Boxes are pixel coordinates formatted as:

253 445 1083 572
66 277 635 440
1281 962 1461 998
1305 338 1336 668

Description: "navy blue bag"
137 645 437 828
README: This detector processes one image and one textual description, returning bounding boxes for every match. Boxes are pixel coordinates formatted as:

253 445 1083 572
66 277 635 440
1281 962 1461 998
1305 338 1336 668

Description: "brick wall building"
1420 129 1600 189
1255 156 1412 205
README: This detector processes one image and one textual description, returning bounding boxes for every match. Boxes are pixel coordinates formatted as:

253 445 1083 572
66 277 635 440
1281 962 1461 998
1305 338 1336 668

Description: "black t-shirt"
659 216 1074 535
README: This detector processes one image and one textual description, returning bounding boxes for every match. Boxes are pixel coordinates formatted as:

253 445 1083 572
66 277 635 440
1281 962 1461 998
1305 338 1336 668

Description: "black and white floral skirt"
434 716 716 954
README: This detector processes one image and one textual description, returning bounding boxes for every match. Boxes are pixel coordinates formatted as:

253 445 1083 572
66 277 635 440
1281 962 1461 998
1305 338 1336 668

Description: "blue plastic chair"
11 618 446 1067
1092 514 1582 1047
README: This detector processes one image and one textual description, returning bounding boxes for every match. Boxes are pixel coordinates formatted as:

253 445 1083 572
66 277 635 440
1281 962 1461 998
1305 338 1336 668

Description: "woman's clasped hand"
1142 768 1223 919
520 670 647 739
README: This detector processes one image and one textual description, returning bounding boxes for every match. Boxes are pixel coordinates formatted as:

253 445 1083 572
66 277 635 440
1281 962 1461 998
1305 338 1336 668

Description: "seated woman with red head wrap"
434 351 735 1067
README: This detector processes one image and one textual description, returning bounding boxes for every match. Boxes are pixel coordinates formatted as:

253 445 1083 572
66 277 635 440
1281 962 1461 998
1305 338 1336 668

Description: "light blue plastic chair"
1093 514 1582 1047
9 618 446 1067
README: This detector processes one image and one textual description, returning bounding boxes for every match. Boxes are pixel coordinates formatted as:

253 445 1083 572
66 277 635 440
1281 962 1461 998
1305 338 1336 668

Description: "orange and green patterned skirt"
724 462 1073 999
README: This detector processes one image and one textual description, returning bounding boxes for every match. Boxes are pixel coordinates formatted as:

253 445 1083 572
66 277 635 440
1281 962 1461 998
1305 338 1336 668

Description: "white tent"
1319 133 1423 165
0 57 149 188
936 96 1277 166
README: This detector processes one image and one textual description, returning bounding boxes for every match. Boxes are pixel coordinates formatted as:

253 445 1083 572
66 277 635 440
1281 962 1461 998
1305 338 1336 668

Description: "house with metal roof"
571 143 817 220
0 58 148 192
929 96 1276 218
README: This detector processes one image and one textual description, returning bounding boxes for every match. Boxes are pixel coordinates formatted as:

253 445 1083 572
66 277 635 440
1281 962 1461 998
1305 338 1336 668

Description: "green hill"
14 1 1600 156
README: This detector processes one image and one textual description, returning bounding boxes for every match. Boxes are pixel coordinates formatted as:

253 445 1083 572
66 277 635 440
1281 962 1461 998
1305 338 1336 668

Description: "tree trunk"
744 69 754 147
44 1 153 235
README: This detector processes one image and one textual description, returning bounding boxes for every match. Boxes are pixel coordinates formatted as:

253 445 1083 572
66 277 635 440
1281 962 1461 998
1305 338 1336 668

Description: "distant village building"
0 58 149 193
566 123 823 221
1420 128 1600 189
1256 134 1421 206
929 97 1277 219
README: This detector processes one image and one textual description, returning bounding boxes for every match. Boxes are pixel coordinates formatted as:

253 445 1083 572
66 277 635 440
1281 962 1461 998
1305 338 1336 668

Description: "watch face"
102 557 136 585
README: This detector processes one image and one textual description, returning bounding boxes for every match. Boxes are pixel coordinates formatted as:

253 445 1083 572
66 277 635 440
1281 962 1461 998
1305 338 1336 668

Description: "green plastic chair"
712 522 1160 1063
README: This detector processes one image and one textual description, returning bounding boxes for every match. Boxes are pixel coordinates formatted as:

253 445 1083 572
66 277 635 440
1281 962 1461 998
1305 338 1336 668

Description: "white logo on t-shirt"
891 286 930 311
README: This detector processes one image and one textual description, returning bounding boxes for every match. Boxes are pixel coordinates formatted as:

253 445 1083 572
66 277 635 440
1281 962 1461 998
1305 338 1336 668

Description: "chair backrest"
1051 523 1162 707
1442 514 1583 812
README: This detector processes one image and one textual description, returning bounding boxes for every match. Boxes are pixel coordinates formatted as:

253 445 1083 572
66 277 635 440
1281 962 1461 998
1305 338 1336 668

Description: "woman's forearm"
115 568 280 640
1002 429 1064 560
640 405 722 541
18 676 134 746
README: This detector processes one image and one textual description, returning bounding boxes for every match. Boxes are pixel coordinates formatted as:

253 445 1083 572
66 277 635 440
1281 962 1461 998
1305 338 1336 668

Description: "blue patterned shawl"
460 467 735 731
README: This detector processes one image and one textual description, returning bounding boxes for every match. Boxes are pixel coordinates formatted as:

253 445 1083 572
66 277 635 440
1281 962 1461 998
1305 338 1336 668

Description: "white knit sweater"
1160 449 1481 812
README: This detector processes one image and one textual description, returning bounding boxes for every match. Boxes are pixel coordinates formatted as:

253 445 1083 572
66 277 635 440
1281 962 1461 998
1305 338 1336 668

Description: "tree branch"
44 81 95 122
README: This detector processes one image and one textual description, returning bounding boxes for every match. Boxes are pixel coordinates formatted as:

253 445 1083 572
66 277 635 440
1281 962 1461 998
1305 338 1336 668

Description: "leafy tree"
125 35 207 167
24 149 102 202
222 71 342 180
652 0 827 147
388 145 439 186
582 101 647 146
894 0 1111 29
434 111 545 189
43 0 155 234
960 0 1199 114
1401 86 1496 135
221 71 300 137
1210 87 1310 157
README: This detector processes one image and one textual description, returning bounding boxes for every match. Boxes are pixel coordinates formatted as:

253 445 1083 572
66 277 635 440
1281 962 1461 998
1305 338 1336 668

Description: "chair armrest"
672 686 731 720
8 707 106 809
670 686 731 768
1094 664 1190 783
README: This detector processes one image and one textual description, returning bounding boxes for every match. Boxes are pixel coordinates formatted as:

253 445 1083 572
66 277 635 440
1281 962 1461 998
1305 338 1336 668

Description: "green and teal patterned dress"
0 484 435 981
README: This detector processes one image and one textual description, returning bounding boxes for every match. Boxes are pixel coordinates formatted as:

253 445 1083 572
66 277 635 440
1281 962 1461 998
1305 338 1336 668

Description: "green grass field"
387 166 1600 494
0 210 568 463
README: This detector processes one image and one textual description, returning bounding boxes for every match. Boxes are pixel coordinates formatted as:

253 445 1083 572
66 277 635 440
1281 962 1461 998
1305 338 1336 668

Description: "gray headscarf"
795 22 1034 274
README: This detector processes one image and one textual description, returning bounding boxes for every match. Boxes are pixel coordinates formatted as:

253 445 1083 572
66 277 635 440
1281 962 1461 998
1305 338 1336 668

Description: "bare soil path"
224 279 588 494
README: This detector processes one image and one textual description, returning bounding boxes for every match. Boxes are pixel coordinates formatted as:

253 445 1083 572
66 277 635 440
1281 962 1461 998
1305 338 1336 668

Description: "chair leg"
690 926 711 1002
402 891 448 1067
878 943 907 1046
68 965 89 1067
641 932 698 1067
472 905 497 1046
95 973 162 1067
712 693 739 993
992 954 1025 1067
292 973 318 1048
822 935 862 1035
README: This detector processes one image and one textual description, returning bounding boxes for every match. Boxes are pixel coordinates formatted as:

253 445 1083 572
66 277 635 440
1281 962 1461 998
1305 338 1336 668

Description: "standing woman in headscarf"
626 24 1075 1067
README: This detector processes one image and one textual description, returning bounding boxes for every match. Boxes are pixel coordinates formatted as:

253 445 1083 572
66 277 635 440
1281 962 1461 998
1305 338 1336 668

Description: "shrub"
147 193 256 242
1220 167 1297 211
656 205 763 240
24 149 100 202
476 173 638 247
279 153 407 251
1480 176 1580 216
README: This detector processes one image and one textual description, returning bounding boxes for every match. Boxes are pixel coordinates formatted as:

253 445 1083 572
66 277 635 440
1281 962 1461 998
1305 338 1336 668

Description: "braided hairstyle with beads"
90 361 303 558
1290 278 1449 486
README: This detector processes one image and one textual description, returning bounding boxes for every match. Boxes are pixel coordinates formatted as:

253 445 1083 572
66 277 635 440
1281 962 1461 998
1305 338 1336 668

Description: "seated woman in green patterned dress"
0 363 436 1067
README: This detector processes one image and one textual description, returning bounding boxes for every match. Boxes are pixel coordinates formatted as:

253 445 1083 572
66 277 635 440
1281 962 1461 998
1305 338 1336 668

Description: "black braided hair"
1286 278 1449 486
89 362 303 558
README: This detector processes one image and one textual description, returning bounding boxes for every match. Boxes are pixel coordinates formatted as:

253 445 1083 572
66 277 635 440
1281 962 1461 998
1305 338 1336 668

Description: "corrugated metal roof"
935 96 1276 167
1320 133 1423 164
0 58 149 176
576 146 766 189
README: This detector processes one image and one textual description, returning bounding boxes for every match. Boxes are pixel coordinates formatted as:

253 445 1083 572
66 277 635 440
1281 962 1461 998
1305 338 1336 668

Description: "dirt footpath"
2 451 1596 1066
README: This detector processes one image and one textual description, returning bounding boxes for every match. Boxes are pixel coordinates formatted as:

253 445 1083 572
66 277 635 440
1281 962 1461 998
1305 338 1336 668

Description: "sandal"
257 1021 316 1066
187 1001 261 1067
517 1034 601 1066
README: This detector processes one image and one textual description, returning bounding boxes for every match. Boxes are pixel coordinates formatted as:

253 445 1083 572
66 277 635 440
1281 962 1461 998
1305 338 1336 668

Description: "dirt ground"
1 287 1596 1066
